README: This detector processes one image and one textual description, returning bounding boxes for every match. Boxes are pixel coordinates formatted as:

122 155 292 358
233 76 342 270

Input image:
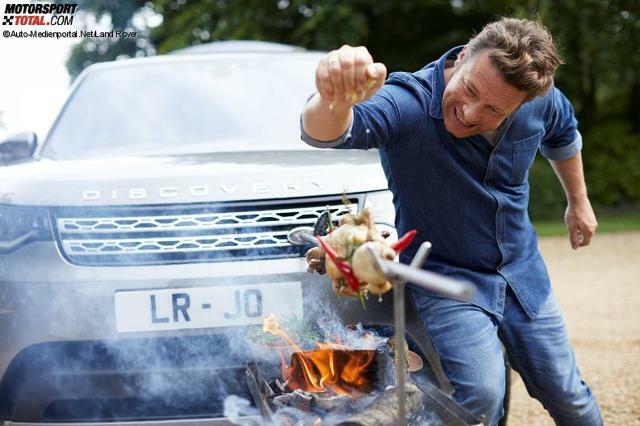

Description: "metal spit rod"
286 226 319 246
392 241 432 426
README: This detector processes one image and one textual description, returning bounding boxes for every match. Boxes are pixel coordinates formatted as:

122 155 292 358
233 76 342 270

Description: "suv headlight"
0 205 51 252
363 190 397 243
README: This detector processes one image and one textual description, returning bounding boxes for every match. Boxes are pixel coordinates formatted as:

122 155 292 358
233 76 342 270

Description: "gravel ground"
506 231 640 425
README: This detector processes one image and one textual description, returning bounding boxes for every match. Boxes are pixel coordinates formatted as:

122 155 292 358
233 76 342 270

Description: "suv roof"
77 42 318 76
170 40 305 55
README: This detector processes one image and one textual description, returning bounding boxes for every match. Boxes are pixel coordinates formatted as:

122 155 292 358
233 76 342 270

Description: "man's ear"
454 46 467 67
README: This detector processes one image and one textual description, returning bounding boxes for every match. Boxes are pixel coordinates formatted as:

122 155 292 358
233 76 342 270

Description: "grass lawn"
533 213 640 237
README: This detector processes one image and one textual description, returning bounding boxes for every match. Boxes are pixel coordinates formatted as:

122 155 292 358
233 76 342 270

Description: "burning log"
271 384 425 426
333 383 425 426
272 389 351 412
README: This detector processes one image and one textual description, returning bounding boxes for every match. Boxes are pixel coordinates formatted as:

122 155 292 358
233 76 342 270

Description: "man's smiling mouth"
455 107 474 128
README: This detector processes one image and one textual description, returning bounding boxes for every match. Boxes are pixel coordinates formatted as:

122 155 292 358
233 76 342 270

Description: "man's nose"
462 103 481 123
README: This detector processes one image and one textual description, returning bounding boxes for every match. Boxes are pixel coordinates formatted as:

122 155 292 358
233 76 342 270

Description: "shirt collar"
429 45 465 120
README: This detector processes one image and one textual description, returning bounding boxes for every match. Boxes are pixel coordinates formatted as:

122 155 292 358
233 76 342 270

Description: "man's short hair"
465 17 563 101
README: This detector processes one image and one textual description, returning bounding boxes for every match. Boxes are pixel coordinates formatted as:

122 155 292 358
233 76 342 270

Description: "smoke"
317 319 389 350
2 201 401 421
222 395 261 425
223 396 326 426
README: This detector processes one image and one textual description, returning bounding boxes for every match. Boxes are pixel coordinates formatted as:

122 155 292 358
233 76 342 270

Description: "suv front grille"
52 197 359 266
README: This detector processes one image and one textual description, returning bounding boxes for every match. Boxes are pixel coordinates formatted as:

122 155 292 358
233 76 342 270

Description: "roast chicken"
306 208 416 298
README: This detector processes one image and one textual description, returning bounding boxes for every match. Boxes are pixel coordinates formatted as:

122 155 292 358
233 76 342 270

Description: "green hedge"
528 121 640 221
582 121 640 207
528 158 566 221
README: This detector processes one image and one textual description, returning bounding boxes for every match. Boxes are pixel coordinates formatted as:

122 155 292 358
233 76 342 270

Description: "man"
301 18 602 426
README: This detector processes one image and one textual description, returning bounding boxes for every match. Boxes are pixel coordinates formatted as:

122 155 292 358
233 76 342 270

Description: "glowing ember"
262 314 376 396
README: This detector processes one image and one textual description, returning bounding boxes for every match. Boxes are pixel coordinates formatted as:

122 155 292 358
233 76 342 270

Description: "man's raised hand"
316 45 387 110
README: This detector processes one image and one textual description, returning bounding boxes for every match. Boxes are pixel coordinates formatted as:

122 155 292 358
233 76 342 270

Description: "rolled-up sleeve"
300 73 426 151
300 88 399 150
540 87 582 161
300 113 355 148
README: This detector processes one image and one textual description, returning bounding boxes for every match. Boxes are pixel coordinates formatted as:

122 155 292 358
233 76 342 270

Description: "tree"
67 0 516 76
541 0 639 130
65 0 154 78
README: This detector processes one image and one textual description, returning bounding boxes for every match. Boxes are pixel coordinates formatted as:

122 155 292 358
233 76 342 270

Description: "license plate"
114 281 303 333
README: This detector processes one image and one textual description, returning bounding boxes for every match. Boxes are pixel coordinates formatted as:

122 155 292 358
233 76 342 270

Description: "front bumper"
7 417 260 426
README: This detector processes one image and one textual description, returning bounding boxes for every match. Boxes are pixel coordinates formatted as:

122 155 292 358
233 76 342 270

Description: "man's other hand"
316 45 387 108
305 246 327 275
564 198 598 249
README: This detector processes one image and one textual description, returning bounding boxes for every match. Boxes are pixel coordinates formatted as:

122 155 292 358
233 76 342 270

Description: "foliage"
64 0 153 77
536 0 640 132
528 157 566 221
68 1 546 76
582 121 640 206
244 315 322 347
529 121 640 221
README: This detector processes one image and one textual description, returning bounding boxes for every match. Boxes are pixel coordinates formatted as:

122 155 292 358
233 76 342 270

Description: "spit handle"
379 259 474 301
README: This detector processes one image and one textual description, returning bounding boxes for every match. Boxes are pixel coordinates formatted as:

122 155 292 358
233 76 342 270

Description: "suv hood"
2 150 387 206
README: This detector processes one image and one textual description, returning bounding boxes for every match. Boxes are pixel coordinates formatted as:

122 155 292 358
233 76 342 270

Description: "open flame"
262 314 376 396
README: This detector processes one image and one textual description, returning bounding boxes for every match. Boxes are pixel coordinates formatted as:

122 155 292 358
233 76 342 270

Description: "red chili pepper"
390 229 417 253
316 236 361 292
316 235 338 260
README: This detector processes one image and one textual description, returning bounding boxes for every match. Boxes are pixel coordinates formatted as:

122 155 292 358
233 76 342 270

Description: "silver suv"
0 42 429 423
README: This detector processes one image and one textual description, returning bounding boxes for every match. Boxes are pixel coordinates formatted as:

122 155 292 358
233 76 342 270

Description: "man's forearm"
548 152 588 204
301 93 354 142
548 151 598 248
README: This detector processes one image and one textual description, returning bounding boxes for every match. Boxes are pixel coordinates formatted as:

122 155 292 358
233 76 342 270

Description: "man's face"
442 50 527 138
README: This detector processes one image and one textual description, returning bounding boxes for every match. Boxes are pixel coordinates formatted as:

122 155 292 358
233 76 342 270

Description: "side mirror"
0 132 37 165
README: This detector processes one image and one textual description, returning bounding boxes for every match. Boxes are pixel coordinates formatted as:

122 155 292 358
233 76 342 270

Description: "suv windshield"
42 55 320 159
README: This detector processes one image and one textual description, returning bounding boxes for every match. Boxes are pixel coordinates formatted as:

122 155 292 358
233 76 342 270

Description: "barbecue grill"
283 224 485 425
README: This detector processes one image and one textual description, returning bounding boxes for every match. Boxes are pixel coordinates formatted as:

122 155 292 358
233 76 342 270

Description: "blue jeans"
412 287 602 426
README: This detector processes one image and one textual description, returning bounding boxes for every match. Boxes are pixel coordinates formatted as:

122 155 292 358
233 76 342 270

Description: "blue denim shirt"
301 46 582 319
